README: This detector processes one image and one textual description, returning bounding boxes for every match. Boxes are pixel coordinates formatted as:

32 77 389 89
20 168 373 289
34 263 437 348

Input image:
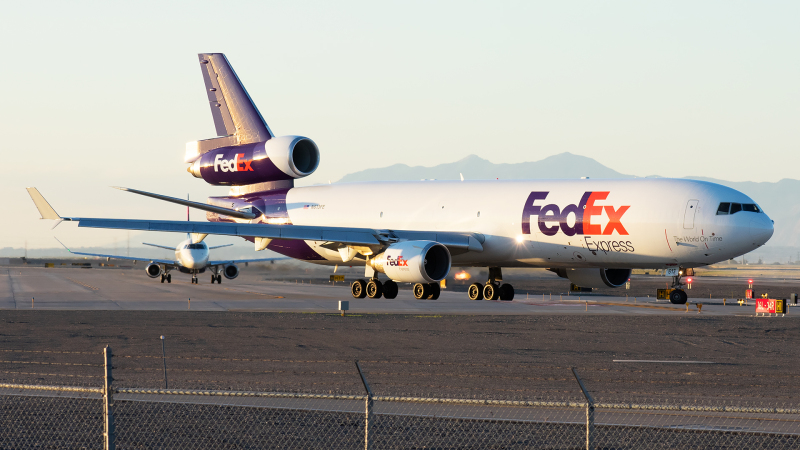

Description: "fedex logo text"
386 255 409 267
521 191 630 236
214 153 254 173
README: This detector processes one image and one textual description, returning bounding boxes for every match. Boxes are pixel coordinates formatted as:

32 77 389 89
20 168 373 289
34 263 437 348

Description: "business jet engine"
550 268 631 289
188 136 320 186
223 264 240 280
368 240 451 283
145 263 162 278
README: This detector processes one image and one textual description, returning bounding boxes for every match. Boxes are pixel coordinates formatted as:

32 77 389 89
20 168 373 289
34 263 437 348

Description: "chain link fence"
1 347 798 449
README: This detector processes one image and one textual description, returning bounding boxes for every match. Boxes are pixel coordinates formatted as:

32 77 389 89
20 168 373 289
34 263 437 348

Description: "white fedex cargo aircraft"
27 53 774 304
55 234 281 284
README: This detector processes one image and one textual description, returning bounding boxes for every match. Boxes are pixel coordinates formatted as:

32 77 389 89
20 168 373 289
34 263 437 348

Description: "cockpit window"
742 204 760 213
717 202 761 215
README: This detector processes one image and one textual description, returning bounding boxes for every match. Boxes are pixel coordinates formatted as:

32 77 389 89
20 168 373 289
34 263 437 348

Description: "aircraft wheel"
413 283 430 300
366 280 383 299
383 280 399 299
468 283 483 300
669 289 688 305
499 283 515 301
351 279 367 299
211 275 216 284
483 283 499 301
160 275 165 284
428 283 440 300
167 274 171 283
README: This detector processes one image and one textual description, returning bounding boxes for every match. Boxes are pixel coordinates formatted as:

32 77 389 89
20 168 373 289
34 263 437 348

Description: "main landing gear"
468 267 514 301
351 278 400 300
413 282 440 300
211 274 222 284
160 273 172 283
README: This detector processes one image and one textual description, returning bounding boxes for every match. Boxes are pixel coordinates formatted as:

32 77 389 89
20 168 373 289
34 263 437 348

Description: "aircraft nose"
749 214 774 246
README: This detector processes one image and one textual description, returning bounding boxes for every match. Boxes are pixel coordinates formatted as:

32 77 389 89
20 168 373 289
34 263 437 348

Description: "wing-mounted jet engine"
145 262 163 278
184 53 320 187
349 241 452 302
223 264 240 280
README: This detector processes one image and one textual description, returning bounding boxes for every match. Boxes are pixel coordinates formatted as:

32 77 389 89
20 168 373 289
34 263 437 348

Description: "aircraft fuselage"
207 178 773 269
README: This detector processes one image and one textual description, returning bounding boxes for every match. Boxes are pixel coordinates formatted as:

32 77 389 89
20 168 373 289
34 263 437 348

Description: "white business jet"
56 235 282 284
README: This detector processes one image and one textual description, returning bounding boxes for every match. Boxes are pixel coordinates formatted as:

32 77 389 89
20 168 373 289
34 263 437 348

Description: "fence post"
160 335 168 389
355 361 373 450
571 368 594 450
103 346 115 450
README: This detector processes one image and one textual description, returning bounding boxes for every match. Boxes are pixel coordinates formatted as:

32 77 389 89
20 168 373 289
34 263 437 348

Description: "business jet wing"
208 256 288 266
28 188 484 253
143 242 179 251
55 238 177 266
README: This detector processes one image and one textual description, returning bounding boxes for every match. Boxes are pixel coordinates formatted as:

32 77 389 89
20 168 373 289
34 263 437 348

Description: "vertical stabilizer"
186 53 274 162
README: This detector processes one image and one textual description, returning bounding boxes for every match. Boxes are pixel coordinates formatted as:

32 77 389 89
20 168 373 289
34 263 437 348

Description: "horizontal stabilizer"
113 186 258 220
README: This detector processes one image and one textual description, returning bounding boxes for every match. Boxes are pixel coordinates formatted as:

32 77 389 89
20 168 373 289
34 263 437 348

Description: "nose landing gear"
666 271 688 304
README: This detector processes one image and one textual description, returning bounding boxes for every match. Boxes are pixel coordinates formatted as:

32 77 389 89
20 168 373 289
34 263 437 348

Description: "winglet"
26 188 61 220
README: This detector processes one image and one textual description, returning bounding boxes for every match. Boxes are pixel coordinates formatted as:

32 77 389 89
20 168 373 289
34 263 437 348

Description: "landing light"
516 235 524 243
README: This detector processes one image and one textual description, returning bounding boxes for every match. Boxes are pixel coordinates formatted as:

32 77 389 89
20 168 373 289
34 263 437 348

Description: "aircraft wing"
55 238 177 266
28 188 484 253
207 257 289 266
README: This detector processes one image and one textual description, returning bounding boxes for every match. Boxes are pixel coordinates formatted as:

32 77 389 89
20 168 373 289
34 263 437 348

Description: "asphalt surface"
2 265 800 446
1 265 799 407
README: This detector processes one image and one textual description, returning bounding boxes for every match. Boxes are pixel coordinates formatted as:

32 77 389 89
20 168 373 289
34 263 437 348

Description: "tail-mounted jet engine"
187 136 320 186
145 263 163 278
550 268 631 289
223 264 240 280
368 241 451 283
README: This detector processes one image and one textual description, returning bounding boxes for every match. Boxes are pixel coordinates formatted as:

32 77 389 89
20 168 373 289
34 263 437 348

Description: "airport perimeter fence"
1 347 800 449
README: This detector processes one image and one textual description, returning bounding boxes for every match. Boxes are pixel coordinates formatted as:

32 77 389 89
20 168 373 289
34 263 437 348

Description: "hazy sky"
4 1 798 250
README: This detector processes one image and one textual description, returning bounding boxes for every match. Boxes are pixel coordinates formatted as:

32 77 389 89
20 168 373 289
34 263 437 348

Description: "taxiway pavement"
1 267 789 316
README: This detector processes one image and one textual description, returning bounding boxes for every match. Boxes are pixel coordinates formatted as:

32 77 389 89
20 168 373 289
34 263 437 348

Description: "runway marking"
613 360 716 364
64 277 99 291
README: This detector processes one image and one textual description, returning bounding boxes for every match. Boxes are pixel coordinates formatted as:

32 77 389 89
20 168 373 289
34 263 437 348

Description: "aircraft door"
683 199 699 229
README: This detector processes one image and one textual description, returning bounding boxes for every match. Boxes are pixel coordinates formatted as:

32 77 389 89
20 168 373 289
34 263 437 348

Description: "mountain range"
338 153 800 248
